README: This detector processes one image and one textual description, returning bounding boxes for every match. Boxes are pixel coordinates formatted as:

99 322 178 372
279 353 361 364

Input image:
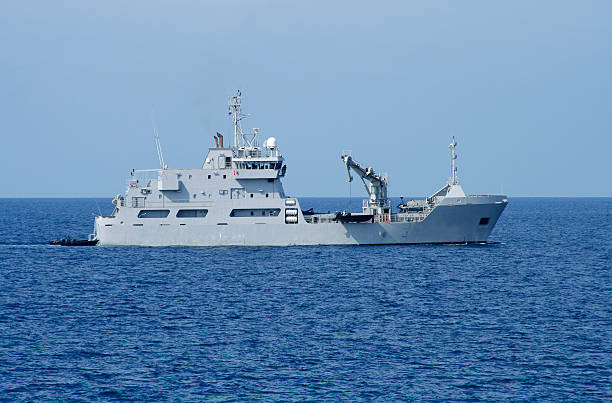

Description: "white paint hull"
95 197 507 246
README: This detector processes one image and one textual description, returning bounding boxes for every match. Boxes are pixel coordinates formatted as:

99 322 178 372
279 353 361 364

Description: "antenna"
228 90 242 148
228 90 258 149
152 116 166 169
449 136 458 185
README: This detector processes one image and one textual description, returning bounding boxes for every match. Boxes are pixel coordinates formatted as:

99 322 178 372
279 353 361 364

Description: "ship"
92 91 507 246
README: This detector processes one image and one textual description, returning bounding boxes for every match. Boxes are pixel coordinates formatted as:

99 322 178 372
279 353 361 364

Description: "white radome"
264 137 277 149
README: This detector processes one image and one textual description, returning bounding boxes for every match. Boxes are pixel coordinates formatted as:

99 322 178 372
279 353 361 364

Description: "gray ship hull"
95 196 506 246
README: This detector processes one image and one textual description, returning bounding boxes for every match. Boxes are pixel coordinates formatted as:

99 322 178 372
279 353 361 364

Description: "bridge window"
479 217 490 225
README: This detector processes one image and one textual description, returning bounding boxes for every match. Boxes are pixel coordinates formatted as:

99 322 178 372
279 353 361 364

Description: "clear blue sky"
1 1 611 197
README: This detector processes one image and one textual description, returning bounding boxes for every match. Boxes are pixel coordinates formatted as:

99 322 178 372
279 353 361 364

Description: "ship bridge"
200 90 287 179
203 130 286 179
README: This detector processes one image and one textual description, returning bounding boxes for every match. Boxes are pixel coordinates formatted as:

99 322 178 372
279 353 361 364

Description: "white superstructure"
93 91 507 246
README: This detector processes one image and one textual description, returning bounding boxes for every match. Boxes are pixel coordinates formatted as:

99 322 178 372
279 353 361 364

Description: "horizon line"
0 195 611 199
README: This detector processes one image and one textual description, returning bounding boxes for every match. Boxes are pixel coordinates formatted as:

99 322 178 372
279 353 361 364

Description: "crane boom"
341 154 388 208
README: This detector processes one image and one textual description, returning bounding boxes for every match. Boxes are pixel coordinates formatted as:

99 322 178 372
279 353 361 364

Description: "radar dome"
264 137 277 149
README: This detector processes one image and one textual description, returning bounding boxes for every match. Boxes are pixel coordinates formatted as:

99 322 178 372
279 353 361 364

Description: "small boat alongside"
50 237 98 246
334 212 374 223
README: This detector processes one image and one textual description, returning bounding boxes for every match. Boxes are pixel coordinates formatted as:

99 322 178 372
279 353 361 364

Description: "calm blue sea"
0 197 610 401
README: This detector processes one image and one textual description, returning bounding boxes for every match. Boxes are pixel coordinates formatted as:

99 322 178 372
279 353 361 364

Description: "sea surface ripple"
0 197 610 401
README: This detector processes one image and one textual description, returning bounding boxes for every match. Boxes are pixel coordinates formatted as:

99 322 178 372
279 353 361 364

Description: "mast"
449 136 458 185
227 90 258 149
228 90 242 148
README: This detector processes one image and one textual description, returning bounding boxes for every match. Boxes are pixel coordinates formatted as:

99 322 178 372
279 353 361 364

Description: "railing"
303 211 432 224
117 199 215 209
362 199 392 209
391 213 428 223
303 214 338 224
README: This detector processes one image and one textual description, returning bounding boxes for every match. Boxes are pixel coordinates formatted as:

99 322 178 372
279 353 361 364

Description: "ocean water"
0 197 610 401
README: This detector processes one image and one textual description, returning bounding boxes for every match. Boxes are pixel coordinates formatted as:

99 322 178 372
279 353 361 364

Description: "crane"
341 154 389 211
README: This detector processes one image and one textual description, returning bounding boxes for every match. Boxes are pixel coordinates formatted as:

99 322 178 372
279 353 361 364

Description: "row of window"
138 209 208 218
137 209 281 218
229 209 281 217
235 162 282 170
